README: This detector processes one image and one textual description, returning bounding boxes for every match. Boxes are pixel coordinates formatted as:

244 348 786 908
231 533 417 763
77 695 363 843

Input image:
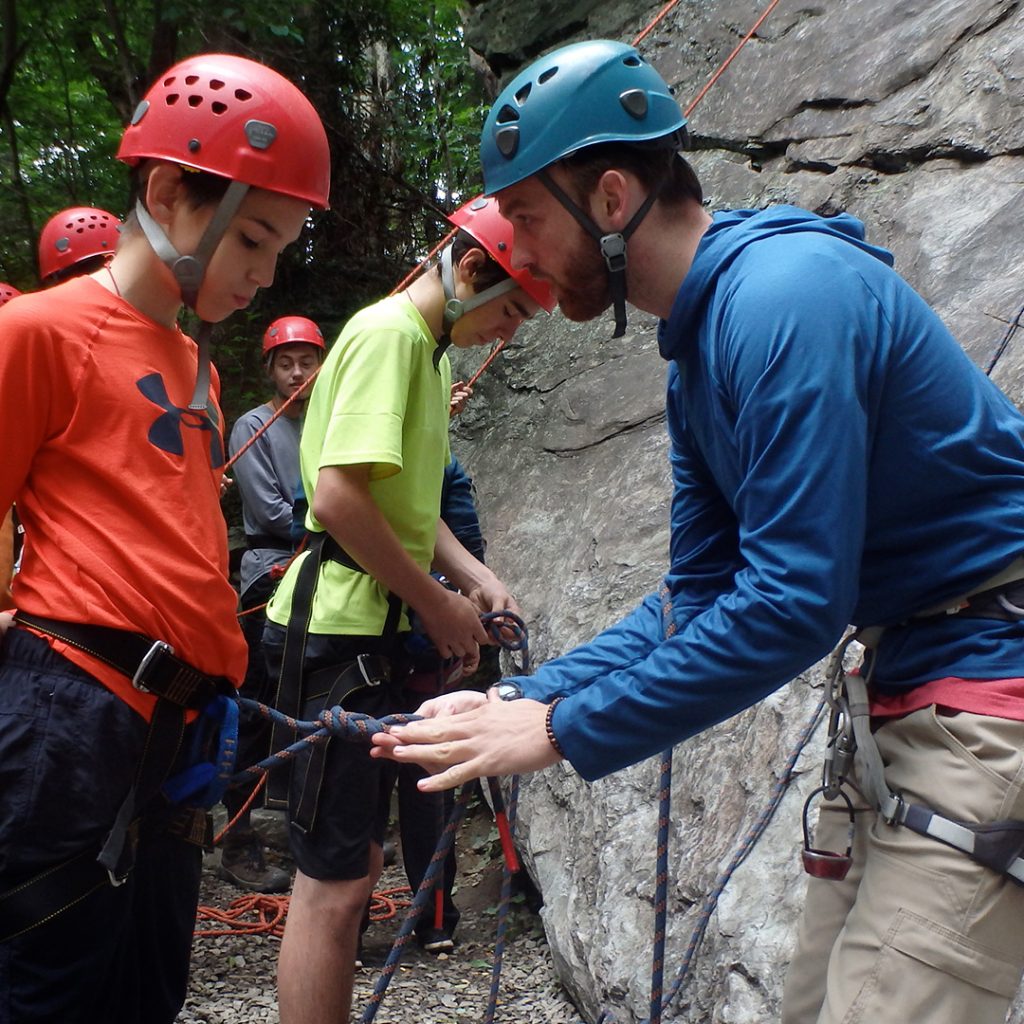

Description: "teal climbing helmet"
481 39 686 195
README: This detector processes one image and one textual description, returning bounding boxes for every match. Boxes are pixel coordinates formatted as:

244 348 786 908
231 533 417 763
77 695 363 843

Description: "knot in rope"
315 707 421 743
481 609 530 671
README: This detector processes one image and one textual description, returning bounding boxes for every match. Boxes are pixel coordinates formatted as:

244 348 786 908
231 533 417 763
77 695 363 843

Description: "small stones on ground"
181 851 581 1023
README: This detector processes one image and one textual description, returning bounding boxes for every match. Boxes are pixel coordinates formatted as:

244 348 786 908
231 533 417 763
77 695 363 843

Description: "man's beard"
553 231 613 323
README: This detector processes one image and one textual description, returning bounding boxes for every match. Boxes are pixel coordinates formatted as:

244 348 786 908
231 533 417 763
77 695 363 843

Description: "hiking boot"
418 927 455 954
219 829 291 894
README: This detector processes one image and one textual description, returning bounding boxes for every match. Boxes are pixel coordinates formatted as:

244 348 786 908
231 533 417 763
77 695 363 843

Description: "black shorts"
262 622 411 881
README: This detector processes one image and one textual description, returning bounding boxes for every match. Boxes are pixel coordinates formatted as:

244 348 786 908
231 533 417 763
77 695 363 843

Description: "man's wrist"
491 680 523 701
545 697 566 758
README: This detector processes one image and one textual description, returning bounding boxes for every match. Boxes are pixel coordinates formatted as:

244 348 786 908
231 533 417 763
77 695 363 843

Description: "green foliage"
0 0 490 435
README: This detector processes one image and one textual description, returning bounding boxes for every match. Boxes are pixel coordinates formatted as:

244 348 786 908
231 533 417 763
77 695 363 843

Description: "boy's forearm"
433 519 497 592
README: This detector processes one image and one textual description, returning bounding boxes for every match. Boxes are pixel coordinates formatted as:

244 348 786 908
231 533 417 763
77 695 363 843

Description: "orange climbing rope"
195 886 414 939
224 228 457 477
683 0 782 117
633 0 684 45
223 373 319 473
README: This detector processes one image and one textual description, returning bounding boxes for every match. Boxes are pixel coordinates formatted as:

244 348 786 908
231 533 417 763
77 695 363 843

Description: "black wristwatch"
493 680 523 701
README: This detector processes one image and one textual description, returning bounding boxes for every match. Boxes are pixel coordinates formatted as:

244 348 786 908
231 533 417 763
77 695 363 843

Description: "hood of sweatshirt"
658 205 895 360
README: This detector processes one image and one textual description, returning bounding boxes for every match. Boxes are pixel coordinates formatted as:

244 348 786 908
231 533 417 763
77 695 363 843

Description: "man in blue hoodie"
373 40 1024 1023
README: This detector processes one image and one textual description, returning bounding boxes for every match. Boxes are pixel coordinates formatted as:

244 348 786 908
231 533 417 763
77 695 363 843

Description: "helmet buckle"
600 233 627 274
172 254 205 293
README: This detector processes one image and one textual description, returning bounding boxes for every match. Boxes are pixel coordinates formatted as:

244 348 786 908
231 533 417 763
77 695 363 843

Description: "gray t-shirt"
228 404 302 596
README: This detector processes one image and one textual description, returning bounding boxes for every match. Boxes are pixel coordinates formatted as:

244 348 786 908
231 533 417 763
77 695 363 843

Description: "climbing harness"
195 609 529 1021
264 529 403 809
0 614 235 943
804 555 1024 890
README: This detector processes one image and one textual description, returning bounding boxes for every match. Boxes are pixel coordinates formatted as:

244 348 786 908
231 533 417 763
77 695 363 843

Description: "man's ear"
143 163 185 229
590 169 631 231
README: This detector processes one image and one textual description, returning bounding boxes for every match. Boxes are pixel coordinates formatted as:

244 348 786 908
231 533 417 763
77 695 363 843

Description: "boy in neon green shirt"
264 197 555 1024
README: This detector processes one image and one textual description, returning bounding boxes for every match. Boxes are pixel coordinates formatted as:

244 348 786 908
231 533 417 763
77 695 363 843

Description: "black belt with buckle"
0 614 234 943
13 612 231 707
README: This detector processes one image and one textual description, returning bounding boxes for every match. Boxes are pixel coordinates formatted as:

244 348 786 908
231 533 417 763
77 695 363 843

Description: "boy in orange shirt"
0 54 330 1024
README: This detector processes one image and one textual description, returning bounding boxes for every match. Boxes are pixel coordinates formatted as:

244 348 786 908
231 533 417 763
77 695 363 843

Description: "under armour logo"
137 372 224 467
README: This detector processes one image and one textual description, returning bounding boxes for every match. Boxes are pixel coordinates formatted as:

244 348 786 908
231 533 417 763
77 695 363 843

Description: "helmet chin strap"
436 243 519 369
537 168 659 339
134 178 250 410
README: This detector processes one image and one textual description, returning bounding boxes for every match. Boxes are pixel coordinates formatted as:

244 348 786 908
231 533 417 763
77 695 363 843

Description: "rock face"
449 2 1024 1021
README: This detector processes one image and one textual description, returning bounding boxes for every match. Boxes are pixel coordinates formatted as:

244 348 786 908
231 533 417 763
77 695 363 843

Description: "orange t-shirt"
0 276 246 718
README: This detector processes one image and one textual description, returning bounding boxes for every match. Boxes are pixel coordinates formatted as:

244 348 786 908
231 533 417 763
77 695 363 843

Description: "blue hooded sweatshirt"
516 206 1024 781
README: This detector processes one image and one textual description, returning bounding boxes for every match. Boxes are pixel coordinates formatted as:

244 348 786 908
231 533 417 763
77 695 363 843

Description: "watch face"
496 681 522 701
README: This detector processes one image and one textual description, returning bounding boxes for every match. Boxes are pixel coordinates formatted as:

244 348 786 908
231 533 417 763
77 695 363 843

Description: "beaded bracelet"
545 697 566 758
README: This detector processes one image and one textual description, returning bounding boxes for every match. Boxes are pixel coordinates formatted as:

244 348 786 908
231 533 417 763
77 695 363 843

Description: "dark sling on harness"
265 531 402 811
0 615 233 942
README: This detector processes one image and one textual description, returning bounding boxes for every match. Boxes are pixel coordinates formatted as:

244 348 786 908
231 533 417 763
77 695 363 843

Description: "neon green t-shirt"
266 294 451 635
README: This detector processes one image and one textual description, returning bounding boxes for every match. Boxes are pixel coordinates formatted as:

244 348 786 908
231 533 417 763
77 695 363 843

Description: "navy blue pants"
0 629 202 1024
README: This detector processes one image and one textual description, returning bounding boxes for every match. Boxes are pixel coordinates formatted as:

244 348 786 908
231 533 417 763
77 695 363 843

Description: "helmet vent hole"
210 79 225 90
496 103 519 125
165 93 179 106
185 75 199 85
188 94 203 107
212 101 228 115
515 83 531 104
163 76 176 87
623 56 642 67
235 88 253 102
538 66 558 84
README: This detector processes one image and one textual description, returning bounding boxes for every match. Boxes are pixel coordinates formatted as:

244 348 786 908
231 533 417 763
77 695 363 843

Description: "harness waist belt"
246 533 291 552
304 532 367 574
14 613 232 708
899 804 1024 886
910 555 1024 622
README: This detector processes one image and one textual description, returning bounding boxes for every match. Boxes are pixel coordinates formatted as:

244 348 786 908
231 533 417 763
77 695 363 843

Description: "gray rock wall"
449 2 1024 1020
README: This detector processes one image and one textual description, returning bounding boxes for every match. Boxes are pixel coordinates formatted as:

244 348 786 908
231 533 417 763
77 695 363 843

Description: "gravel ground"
179 808 582 1024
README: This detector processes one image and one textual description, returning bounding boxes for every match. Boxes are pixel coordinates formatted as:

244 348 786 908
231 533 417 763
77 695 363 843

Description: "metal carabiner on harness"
821 636 857 800
800 633 861 881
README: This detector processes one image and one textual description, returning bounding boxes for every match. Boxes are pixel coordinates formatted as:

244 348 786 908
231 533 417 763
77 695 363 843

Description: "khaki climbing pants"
781 705 1024 1024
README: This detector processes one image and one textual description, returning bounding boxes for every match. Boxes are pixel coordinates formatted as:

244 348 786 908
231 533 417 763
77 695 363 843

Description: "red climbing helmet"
117 53 330 210
448 196 555 313
0 282 21 307
262 315 326 361
38 207 121 282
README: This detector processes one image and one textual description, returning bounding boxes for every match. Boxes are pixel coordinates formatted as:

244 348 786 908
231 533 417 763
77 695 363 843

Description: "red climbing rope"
633 0 684 45
684 0 783 117
195 887 413 939
223 372 320 473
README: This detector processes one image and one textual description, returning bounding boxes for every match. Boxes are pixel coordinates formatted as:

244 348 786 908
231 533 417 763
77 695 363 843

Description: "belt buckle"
132 640 175 693
356 653 383 688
